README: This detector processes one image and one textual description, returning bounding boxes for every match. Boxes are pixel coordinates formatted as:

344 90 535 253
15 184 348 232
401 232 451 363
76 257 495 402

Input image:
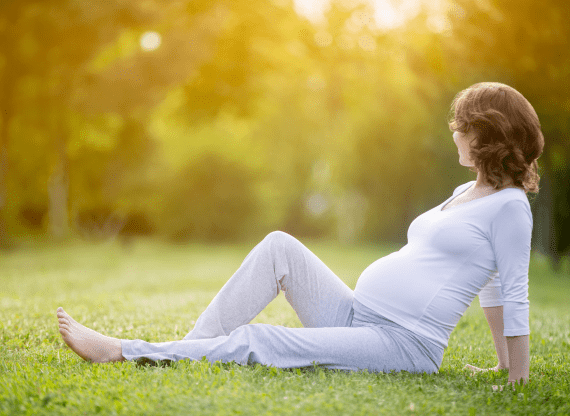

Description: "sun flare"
293 0 444 30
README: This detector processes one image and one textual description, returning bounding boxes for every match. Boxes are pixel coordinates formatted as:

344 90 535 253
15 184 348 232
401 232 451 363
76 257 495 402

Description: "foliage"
161 152 261 242
0 0 568 266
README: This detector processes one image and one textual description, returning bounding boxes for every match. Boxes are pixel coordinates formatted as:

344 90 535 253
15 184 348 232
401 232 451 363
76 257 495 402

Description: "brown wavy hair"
448 82 544 194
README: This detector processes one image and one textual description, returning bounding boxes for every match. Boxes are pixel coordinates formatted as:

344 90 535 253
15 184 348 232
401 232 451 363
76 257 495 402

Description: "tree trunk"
48 153 70 240
48 117 69 240
531 155 570 274
0 119 8 248
530 169 554 259
47 92 70 240
551 162 570 273
0 16 14 249
47 53 74 241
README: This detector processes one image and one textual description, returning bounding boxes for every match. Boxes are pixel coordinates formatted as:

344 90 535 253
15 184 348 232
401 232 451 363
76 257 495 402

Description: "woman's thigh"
122 323 437 374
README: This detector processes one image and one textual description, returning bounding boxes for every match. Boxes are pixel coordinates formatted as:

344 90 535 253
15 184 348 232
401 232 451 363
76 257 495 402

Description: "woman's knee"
263 231 299 249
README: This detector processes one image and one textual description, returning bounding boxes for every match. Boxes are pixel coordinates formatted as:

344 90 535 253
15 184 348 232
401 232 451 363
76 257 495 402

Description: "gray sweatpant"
121 231 444 373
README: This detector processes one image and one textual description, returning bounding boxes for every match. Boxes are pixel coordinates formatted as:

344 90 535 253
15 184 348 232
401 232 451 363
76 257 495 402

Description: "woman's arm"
465 306 529 386
484 306 509 368
506 334 529 384
465 306 509 373
483 306 530 384
486 199 532 386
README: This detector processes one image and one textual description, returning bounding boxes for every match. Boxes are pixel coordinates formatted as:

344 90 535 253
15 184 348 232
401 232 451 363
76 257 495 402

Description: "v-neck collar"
440 182 522 212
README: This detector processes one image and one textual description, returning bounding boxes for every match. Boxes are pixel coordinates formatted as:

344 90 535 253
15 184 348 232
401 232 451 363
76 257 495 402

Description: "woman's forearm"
506 335 529 384
482 306 509 368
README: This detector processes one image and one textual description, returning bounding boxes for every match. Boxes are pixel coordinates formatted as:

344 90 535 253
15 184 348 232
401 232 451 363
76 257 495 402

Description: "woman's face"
452 130 476 167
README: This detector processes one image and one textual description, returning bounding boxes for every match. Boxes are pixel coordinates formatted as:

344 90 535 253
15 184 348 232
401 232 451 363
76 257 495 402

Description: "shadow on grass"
133 356 416 378
134 358 175 368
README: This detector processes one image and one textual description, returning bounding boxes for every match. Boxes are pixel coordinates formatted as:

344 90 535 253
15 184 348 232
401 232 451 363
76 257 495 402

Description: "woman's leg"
57 306 438 373
121 322 438 374
56 231 358 367
183 231 354 340
123 325 375 371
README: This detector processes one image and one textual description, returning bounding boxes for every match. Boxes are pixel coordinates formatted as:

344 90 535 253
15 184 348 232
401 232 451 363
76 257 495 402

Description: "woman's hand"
464 364 527 391
464 363 507 374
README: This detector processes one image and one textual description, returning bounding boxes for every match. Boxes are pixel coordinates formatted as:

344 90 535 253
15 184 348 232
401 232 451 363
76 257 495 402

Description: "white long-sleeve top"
353 181 532 349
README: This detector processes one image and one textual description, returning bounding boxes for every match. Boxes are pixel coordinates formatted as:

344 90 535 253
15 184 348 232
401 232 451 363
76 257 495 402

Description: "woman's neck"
474 173 517 192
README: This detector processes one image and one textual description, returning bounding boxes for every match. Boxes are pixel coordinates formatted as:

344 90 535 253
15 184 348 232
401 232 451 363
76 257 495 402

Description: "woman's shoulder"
496 187 529 204
492 191 533 224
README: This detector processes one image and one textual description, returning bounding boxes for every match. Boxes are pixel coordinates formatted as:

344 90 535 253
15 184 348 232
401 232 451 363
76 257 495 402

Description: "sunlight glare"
140 31 162 51
374 0 422 30
293 0 426 30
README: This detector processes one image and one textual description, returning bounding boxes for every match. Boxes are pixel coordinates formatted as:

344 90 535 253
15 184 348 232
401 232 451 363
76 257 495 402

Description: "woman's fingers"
464 364 484 374
464 363 503 375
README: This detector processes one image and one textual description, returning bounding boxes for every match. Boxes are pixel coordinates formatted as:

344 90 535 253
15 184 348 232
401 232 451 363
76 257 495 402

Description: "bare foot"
57 307 125 363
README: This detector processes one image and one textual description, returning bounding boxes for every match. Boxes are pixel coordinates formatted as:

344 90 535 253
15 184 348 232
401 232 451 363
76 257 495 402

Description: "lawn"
1 238 569 415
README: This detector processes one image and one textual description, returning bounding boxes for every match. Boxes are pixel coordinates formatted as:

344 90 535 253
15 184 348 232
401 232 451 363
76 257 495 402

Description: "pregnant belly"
354 249 449 322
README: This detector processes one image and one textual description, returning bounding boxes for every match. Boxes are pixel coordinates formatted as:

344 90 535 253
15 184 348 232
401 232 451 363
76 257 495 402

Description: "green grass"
1 238 569 415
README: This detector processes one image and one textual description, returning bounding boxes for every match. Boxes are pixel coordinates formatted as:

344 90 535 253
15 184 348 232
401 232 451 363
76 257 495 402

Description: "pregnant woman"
57 82 544 386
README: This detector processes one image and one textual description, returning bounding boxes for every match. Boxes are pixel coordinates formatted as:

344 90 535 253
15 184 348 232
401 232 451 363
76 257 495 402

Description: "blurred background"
0 0 569 270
